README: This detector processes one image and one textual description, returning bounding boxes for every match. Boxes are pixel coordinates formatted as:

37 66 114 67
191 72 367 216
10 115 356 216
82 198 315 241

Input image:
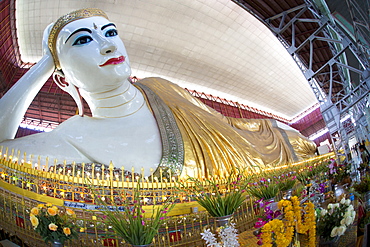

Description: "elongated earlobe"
53 70 84 116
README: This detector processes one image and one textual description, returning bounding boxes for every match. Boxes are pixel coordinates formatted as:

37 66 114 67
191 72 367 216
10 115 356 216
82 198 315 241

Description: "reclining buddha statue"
0 8 316 178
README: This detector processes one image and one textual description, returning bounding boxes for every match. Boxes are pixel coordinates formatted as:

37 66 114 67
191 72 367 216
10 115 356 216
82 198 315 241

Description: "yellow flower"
66 208 75 216
80 228 85 232
37 204 44 208
48 223 58 231
63 227 71 236
48 206 58 216
45 203 53 207
30 207 39 216
30 215 39 228
92 215 97 221
263 223 272 231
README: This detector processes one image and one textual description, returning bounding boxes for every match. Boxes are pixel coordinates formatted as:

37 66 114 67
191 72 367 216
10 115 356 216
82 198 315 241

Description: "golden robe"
136 78 316 178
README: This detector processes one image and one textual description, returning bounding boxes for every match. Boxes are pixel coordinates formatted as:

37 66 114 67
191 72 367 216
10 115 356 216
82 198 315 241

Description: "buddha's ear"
52 70 84 116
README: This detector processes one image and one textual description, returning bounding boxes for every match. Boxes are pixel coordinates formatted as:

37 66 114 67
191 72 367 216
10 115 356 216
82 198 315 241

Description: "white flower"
337 225 346 236
321 209 327 217
327 204 333 209
219 223 239 247
201 228 218 246
331 226 338 237
201 224 239 247
333 203 340 209
345 199 351 206
344 211 351 218
344 216 353 226
347 205 354 211
340 218 345 226
340 198 346 204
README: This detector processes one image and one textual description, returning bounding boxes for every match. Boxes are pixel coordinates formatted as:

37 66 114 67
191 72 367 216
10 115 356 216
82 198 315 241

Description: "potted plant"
277 173 296 192
247 177 280 201
93 180 174 247
177 172 248 226
29 203 78 246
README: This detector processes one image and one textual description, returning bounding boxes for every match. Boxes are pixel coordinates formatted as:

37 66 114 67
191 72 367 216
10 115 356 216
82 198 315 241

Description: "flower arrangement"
352 174 370 195
329 161 351 184
93 181 174 245
259 196 316 247
178 172 248 217
29 203 78 245
316 196 356 240
277 173 296 192
201 223 240 247
247 177 279 200
253 199 282 245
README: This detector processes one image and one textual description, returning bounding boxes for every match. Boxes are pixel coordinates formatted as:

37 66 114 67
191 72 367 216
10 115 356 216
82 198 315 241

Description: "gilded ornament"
48 8 109 70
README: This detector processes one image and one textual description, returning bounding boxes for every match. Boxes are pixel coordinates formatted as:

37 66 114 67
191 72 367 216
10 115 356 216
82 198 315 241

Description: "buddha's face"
56 16 131 93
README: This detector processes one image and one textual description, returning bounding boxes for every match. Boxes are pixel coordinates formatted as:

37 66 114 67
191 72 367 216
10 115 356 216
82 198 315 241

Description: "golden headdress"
48 8 109 70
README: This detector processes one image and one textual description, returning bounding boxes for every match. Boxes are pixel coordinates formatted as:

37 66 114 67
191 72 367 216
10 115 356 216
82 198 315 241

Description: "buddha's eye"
72 36 93 46
105 29 118 37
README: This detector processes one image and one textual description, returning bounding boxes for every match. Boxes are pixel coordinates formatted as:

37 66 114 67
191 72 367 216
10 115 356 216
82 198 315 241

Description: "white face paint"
56 16 131 93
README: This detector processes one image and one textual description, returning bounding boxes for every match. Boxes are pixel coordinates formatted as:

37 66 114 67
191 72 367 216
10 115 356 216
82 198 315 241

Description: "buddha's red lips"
99 56 125 67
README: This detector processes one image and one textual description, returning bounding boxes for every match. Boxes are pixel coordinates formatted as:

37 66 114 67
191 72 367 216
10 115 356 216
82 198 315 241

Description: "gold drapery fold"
138 77 316 178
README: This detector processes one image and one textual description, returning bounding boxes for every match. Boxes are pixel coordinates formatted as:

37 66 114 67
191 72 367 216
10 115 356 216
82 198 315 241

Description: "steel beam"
233 0 370 160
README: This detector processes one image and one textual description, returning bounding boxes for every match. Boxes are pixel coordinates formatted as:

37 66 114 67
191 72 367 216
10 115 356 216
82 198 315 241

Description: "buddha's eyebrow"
65 28 92 43
101 23 116 30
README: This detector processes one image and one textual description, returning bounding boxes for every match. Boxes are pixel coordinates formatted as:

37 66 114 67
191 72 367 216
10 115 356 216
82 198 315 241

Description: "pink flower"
254 218 267 228
141 220 145 226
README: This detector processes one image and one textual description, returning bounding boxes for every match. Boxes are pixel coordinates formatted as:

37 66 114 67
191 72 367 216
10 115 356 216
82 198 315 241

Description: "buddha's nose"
100 39 117 55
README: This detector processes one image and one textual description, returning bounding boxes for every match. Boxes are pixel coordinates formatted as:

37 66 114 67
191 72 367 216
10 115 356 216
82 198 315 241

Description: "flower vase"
282 189 292 200
266 198 278 212
214 214 233 227
51 240 63 247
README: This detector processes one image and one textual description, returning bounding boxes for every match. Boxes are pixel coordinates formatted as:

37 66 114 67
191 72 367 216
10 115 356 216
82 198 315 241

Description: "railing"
0 148 335 246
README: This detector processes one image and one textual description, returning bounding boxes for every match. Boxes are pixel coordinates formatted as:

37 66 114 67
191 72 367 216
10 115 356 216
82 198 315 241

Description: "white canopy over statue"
0 9 316 178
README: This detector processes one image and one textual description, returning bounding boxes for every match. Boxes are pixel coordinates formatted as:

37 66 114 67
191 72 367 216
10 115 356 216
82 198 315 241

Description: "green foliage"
333 163 351 183
177 172 248 217
352 175 370 194
30 204 78 244
247 179 279 200
277 177 296 191
92 181 174 245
